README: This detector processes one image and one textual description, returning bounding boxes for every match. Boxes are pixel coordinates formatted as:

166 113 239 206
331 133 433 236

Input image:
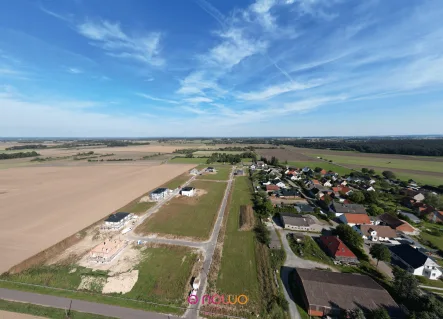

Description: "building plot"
196 166 231 180
136 180 228 239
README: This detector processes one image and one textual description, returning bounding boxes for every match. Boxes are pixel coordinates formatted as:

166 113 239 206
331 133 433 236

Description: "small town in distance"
0 137 443 319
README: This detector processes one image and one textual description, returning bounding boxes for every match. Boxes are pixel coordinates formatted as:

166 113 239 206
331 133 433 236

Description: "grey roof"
151 187 168 194
105 212 129 223
296 268 400 316
333 203 367 214
181 186 195 191
399 212 421 223
281 213 315 227
295 203 314 213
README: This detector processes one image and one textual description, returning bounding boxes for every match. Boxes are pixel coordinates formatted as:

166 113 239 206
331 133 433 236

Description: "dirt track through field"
0 164 194 274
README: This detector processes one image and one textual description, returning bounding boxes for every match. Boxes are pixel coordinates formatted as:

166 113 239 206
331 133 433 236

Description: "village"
248 159 443 318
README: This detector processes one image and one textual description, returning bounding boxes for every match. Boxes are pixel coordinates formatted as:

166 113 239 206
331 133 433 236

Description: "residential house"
339 213 371 226
275 181 286 189
370 216 381 225
256 161 267 169
189 168 199 175
295 203 315 213
302 167 312 173
340 180 348 186
291 174 303 181
104 212 132 230
332 186 352 196
234 169 244 175
369 179 376 185
379 213 416 234
347 176 362 183
366 186 375 192
206 167 216 173
332 203 367 216
390 244 442 280
428 211 443 224
250 164 256 170
320 169 327 175
280 213 317 231
353 225 397 242
401 188 425 202
150 188 171 201
180 186 195 197
278 189 300 198
266 184 280 192
319 236 359 264
294 268 400 317
323 180 332 187
399 212 422 224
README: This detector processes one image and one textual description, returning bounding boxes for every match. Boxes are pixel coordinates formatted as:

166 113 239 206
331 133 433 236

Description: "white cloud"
67 67 83 74
184 96 213 104
136 93 178 104
77 20 164 67
176 71 222 96
237 80 323 101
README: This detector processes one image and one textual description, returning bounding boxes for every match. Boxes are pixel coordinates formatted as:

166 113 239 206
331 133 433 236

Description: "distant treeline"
206 152 256 164
6 144 47 150
0 151 40 160
277 139 443 156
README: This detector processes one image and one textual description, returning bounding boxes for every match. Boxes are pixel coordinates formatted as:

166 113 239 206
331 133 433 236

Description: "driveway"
362 244 393 279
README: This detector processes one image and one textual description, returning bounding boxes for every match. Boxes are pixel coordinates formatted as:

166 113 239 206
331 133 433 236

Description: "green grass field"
125 245 197 304
393 172 443 187
0 299 116 319
118 201 155 214
312 153 443 174
419 231 443 250
197 166 231 180
288 161 352 175
137 180 227 239
169 157 209 164
216 176 260 304
161 172 193 189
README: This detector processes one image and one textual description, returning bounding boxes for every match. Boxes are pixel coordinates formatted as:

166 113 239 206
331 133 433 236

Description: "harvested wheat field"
0 311 46 319
0 163 194 274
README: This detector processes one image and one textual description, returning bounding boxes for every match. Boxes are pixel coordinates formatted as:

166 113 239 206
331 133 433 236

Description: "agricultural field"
168 157 210 164
288 161 352 176
160 171 196 189
0 243 198 312
193 150 244 156
0 163 194 274
197 166 232 180
216 176 260 307
136 180 228 239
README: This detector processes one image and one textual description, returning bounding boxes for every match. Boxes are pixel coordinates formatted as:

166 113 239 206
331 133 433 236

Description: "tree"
362 168 368 174
334 224 364 250
364 191 378 204
369 244 391 266
349 191 365 203
368 169 375 175
367 204 384 216
382 171 396 179
424 193 443 210
392 266 420 300
370 307 390 319
349 308 366 319
314 167 323 173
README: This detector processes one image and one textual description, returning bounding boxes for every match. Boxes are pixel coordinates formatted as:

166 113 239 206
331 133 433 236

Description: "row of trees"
0 151 40 160
5 144 47 150
206 152 256 164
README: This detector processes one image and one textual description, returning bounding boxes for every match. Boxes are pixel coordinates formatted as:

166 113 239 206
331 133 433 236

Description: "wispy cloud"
77 20 164 67
237 80 323 101
67 67 83 74
136 93 178 104
184 96 213 104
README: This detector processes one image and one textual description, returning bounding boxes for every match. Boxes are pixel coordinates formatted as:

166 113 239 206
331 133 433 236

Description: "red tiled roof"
340 187 351 193
266 184 280 191
320 169 327 175
320 236 357 258
332 187 341 193
343 213 371 224
313 179 321 185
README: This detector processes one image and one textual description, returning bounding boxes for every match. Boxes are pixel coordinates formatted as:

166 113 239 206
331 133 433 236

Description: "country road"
0 288 178 319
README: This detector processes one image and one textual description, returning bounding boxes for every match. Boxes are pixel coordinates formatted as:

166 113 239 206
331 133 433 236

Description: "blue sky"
1 0 442 137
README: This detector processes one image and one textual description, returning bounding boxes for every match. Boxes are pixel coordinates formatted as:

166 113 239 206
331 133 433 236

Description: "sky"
0 0 443 137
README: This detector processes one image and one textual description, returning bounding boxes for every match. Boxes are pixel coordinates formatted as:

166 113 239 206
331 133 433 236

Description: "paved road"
0 288 177 319
184 167 235 319
362 244 394 279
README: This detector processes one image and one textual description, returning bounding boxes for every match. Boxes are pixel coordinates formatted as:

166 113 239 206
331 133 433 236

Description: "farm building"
319 236 358 264
181 186 195 197
294 268 400 317
339 213 371 226
332 203 367 216
104 212 133 230
280 213 321 232
189 168 199 175
89 239 128 263
353 224 397 242
379 213 416 234
150 187 171 201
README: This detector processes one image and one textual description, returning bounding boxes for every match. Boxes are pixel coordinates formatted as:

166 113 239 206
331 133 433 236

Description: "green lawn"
217 176 260 305
288 161 352 176
136 180 227 239
419 231 443 250
0 299 116 319
312 153 443 174
161 172 193 189
125 245 197 305
288 235 333 266
197 166 231 180
417 276 443 289
394 172 443 187
118 201 155 214
169 157 209 164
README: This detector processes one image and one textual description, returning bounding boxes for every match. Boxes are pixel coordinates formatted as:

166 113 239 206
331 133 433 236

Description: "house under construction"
89 239 127 263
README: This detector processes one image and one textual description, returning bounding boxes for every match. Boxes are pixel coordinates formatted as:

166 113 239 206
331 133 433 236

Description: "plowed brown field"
0 163 193 273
